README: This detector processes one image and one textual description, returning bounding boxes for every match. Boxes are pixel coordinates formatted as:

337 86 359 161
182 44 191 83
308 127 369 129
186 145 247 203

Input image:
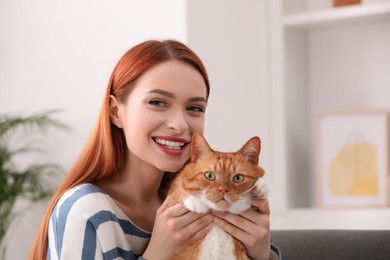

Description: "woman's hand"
142 196 214 260
213 198 274 260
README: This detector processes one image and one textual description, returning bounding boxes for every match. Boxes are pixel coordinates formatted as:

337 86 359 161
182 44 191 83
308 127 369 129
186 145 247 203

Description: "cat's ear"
191 132 212 162
239 136 261 165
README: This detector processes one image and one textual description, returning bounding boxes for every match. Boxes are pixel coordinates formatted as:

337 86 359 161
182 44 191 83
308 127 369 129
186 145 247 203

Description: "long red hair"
29 39 210 260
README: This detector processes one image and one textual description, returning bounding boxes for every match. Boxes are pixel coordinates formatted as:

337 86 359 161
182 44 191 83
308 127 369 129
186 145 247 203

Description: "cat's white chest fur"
199 225 244 260
182 177 269 259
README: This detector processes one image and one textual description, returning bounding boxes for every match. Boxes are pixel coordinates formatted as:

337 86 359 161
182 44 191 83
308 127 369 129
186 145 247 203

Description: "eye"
187 105 205 113
232 174 244 183
204 171 215 181
148 99 167 107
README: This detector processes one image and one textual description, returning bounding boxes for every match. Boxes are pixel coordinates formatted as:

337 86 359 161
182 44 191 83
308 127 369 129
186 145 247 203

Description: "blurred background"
1 0 390 258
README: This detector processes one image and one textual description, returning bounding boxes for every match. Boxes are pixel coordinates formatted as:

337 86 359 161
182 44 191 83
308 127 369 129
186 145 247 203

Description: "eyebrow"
148 89 207 103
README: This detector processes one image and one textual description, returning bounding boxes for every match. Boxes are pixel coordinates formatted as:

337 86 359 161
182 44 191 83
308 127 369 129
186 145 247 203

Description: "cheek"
188 116 205 134
121 105 161 132
119 111 154 151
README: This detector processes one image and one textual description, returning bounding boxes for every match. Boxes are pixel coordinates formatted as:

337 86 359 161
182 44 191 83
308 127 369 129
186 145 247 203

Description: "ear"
239 136 261 165
191 132 212 162
109 95 123 128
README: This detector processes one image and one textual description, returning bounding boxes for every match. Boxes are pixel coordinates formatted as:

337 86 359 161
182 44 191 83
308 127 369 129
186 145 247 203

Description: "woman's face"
112 60 208 173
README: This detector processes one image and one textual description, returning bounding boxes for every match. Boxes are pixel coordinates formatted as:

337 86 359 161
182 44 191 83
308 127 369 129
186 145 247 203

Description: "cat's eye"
204 171 215 181
232 174 245 183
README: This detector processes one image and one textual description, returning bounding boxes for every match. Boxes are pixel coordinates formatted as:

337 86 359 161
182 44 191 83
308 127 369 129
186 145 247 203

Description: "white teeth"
155 138 185 150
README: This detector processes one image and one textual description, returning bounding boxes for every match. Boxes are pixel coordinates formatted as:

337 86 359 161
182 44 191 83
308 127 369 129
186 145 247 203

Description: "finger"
181 214 214 240
251 198 270 215
213 214 252 242
214 213 270 248
213 212 252 231
164 203 190 217
236 198 270 224
189 221 214 241
185 213 214 228
158 195 173 215
178 210 214 230
213 208 257 226
160 194 171 208
214 209 269 234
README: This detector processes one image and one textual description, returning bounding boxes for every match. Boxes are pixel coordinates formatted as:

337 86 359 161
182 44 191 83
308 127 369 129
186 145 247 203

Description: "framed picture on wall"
316 110 389 207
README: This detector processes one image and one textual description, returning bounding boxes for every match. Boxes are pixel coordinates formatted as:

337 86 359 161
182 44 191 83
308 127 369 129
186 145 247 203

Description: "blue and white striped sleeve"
47 184 151 260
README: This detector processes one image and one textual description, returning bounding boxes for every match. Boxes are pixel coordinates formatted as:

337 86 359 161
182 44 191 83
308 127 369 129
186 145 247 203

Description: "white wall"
308 21 390 189
0 0 186 258
187 0 272 181
186 0 284 214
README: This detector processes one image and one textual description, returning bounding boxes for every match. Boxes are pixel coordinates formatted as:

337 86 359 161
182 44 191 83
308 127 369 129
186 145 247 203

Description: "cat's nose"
219 185 229 194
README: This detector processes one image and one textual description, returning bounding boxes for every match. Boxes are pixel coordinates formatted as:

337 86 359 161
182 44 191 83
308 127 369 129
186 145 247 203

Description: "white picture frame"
316 110 389 207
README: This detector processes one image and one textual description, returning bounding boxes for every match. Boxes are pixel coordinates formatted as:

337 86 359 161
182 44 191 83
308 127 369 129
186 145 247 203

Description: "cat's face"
179 133 265 213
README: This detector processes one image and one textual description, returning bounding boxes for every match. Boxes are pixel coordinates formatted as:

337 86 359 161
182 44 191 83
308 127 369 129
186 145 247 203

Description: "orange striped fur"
166 133 266 259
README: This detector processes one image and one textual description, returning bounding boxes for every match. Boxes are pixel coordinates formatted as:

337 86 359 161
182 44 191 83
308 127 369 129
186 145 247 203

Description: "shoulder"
52 183 120 220
51 183 150 238
48 184 150 259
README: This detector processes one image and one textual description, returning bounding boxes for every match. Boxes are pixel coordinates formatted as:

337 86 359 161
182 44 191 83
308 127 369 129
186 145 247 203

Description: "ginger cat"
166 132 269 260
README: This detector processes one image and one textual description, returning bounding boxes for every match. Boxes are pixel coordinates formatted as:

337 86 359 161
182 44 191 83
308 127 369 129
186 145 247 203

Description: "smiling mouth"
154 138 186 150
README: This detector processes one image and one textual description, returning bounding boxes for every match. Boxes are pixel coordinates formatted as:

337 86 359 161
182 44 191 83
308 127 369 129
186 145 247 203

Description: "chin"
154 156 189 173
160 164 185 173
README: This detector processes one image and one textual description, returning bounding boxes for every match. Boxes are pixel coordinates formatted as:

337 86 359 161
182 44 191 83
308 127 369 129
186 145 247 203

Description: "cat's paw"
252 178 269 198
183 195 210 213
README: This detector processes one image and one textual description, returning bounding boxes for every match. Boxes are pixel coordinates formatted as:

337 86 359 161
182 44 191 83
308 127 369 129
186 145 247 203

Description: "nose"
219 184 229 194
166 110 189 133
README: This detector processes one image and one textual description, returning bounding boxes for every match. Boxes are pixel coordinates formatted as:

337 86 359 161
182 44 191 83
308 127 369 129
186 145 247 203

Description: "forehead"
132 60 208 99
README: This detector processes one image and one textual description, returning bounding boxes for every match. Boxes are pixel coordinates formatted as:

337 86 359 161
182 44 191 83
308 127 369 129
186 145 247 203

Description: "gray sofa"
271 229 390 260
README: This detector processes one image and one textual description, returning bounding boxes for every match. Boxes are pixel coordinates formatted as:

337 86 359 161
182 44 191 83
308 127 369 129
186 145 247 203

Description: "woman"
29 39 280 260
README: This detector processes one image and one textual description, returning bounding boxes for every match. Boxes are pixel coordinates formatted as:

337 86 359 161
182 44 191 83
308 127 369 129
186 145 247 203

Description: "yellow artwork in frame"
316 110 389 207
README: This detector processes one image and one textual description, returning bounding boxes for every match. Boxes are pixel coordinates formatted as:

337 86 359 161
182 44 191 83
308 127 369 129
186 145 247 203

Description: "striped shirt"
47 183 150 260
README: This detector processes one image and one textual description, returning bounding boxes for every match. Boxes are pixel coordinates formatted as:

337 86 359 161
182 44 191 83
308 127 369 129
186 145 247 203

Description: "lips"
153 136 190 155
154 138 185 150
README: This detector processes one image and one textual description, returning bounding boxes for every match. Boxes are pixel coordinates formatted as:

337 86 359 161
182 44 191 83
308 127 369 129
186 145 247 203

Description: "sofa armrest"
271 229 390 260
